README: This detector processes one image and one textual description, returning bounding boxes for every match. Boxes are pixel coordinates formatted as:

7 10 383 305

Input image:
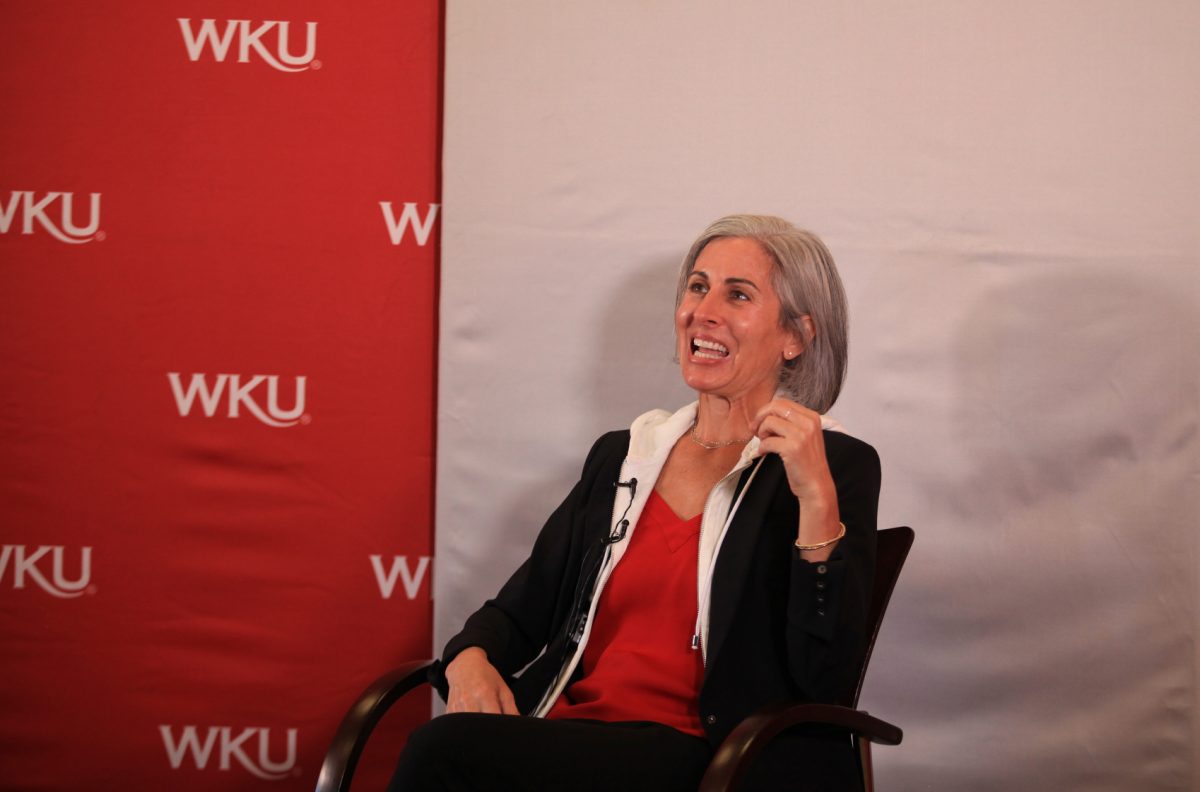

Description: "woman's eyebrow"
689 272 759 291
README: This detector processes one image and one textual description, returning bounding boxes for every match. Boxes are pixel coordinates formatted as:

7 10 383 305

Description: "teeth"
692 338 728 359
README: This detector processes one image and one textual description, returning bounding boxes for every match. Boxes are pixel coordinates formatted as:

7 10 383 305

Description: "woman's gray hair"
675 215 849 413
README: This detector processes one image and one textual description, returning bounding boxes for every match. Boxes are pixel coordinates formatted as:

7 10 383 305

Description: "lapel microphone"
606 478 638 544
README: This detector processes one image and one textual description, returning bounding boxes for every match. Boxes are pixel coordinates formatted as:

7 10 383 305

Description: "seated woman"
390 215 880 791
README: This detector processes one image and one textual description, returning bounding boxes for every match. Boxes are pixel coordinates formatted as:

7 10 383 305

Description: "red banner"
0 2 441 789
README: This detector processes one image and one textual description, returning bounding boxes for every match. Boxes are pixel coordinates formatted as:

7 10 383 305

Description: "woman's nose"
693 292 721 324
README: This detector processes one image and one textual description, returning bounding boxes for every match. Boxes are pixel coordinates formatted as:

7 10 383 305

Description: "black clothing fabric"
413 427 880 789
390 714 711 792
434 430 880 739
390 712 864 792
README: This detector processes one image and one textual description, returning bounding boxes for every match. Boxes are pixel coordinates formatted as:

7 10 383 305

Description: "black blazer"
433 428 880 750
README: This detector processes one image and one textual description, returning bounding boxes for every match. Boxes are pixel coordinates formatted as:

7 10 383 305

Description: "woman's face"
675 237 802 403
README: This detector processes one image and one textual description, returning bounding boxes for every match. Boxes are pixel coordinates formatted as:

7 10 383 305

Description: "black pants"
389 713 711 792
390 712 863 792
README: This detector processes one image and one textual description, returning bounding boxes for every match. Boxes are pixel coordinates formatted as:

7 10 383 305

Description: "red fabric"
547 489 706 737
0 4 440 790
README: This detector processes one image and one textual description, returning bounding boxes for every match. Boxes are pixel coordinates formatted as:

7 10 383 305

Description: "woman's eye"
730 289 749 301
688 281 707 293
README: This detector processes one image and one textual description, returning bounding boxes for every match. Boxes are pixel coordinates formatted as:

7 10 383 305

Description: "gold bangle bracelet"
795 521 846 551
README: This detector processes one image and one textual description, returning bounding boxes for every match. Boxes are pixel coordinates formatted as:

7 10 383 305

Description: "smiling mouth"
691 338 729 359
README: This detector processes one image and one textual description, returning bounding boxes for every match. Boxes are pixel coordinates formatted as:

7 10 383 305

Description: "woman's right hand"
444 647 519 715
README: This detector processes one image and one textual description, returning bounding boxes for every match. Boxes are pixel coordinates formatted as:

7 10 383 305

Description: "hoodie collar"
627 389 846 468
627 401 765 466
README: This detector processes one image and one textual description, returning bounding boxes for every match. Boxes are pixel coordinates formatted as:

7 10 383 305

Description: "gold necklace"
689 422 752 450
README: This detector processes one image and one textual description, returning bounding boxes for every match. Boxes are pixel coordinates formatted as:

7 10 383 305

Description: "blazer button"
704 714 717 725
816 564 828 575
816 608 826 617
815 580 827 590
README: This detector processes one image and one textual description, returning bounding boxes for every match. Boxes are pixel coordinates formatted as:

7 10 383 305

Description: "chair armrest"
698 702 902 792
315 660 435 792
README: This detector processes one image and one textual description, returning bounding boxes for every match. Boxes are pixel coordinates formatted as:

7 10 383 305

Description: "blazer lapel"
704 454 785 673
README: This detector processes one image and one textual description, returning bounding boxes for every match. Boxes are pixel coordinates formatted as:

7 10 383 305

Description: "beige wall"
436 2 1199 788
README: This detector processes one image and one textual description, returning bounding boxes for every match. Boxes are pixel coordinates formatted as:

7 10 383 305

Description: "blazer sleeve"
785 432 881 702
431 431 626 694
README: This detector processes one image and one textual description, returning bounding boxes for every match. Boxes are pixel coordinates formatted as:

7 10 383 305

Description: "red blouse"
546 489 706 737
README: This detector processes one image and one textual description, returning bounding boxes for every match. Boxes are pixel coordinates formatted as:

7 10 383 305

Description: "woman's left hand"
750 399 838 507
752 399 842 556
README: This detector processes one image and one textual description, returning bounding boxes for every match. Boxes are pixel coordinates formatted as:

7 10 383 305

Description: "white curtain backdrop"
435 2 1199 788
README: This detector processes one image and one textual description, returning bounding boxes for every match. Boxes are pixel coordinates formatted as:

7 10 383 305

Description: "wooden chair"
315 526 913 792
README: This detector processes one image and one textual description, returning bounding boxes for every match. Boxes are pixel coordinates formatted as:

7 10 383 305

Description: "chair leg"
858 738 874 792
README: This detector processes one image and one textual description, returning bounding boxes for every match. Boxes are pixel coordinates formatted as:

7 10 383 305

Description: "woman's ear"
784 315 815 360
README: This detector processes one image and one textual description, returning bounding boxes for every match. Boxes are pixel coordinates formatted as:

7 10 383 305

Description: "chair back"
851 526 914 706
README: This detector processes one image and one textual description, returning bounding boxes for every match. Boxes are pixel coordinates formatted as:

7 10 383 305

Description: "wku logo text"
0 545 92 598
168 373 308 428
380 202 439 246
160 725 298 780
178 18 319 72
0 191 102 244
370 555 432 600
